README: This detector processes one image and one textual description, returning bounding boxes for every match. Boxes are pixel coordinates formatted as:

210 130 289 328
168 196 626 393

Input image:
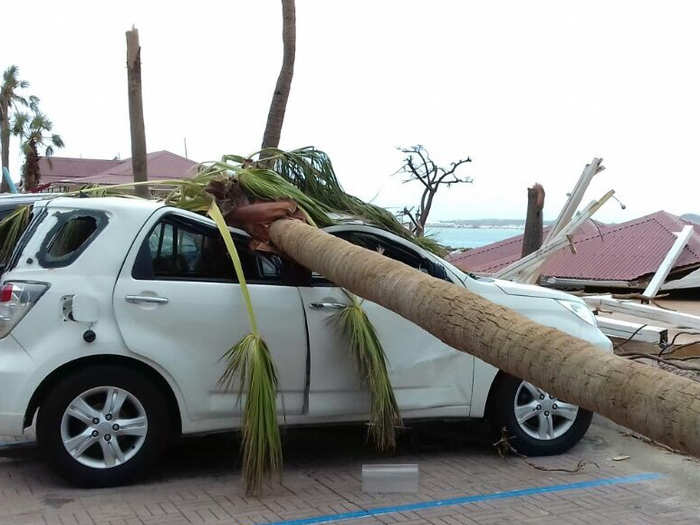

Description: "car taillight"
0 281 49 338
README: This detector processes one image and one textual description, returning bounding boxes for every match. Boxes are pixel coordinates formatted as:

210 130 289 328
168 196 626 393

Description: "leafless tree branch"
394 145 472 236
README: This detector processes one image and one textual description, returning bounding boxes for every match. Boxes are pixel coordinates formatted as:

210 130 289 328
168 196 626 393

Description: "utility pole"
125 26 149 198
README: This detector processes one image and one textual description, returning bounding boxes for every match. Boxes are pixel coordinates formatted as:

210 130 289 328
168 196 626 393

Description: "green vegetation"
332 290 402 451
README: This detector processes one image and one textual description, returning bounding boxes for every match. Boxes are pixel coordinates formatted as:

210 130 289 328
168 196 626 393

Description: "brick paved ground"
0 417 698 525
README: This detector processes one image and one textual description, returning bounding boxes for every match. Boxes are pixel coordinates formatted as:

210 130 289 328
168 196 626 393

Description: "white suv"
0 197 612 486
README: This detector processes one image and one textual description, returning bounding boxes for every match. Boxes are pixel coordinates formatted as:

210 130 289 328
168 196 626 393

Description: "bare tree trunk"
1 104 10 193
261 0 296 150
417 190 436 237
522 183 545 257
125 27 149 199
269 218 700 456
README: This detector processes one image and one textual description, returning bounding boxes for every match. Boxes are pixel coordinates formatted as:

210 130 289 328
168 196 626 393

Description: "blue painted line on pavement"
263 472 662 525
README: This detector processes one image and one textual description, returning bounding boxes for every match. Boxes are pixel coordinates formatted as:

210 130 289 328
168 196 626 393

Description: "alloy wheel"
60 386 148 469
513 381 579 440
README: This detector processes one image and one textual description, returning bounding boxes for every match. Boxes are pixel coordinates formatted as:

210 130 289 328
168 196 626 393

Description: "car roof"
0 193 63 209
39 196 165 213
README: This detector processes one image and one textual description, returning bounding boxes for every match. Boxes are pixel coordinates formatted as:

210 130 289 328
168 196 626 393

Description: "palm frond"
218 333 282 496
413 234 448 257
0 205 31 266
237 168 332 227
249 147 446 255
331 289 402 451
208 201 281 495
51 134 64 148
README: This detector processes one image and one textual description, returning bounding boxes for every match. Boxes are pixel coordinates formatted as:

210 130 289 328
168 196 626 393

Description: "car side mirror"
71 295 100 323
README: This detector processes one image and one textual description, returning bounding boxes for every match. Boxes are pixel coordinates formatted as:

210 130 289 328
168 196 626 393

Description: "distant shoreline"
426 219 550 230
425 226 524 250
427 224 526 230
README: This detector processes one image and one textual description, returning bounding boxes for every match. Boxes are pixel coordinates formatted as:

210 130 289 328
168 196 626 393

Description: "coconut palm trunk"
268 218 700 456
261 0 296 150
0 108 10 192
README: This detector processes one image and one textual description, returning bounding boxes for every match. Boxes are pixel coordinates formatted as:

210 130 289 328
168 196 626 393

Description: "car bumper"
0 336 34 436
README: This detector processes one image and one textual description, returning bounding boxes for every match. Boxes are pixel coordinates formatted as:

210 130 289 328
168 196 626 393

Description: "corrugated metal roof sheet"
447 211 700 282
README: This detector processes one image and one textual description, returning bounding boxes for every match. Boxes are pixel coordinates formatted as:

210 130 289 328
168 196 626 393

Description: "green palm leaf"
0 205 31 266
253 147 447 256
331 290 402 451
218 333 282 495
208 201 281 496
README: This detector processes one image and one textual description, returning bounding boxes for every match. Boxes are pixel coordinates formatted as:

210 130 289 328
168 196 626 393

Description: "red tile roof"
447 210 700 282
37 157 123 185
38 151 197 186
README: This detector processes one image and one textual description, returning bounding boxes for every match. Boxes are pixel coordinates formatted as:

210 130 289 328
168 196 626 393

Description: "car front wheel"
37 365 170 486
491 374 592 456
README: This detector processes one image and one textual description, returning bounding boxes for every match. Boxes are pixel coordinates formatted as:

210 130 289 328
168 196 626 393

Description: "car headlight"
556 299 597 327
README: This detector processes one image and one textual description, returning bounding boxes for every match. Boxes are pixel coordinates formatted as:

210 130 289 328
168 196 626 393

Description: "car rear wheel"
37 365 170 486
490 374 592 456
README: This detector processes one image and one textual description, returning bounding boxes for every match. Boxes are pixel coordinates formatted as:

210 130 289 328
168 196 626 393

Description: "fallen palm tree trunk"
268 218 700 456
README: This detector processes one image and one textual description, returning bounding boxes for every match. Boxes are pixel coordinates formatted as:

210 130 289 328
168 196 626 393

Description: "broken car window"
37 210 108 268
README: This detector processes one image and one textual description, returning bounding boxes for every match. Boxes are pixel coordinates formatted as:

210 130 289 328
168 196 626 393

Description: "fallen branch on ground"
493 429 599 473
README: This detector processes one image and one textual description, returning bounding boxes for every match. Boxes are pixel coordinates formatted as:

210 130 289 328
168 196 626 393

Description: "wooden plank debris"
642 225 694 300
544 158 604 243
496 190 614 283
584 295 700 331
595 316 668 345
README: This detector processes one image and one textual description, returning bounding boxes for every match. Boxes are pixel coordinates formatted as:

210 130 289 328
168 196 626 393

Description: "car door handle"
309 302 347 310
125 295 169 304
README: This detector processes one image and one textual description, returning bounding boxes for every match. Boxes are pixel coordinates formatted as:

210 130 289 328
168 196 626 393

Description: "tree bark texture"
522 183 545 258
0 103 10 192
125 28 150 199
269 218 700 456
22 143 39 191
261 0 296 150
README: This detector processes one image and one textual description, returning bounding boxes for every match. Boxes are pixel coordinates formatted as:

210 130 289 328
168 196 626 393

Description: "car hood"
493 279 579 302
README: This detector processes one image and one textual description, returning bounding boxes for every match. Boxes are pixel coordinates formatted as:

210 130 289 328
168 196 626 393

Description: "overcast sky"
4 1 699 222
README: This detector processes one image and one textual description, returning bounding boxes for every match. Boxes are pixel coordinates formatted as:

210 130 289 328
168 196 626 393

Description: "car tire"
37 364 171 487
490 374 592 456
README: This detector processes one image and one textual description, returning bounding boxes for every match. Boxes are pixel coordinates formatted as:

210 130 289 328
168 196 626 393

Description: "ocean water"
426 227 523 249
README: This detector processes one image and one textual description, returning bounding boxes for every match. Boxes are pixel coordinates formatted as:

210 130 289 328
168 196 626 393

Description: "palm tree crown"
14 110 64 191
0 65 37 191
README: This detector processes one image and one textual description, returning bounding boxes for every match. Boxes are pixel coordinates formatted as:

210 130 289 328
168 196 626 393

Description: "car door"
113 209 308 429
299 228 474 417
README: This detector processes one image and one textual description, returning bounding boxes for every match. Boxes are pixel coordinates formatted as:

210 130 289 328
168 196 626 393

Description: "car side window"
312 230 449 284
37 210 108 268
132 215 284 283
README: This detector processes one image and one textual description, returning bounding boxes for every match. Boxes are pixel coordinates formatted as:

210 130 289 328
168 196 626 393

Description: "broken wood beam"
544 158 604 243
497 190 614 282
584 295 700 330
642 225 694 301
